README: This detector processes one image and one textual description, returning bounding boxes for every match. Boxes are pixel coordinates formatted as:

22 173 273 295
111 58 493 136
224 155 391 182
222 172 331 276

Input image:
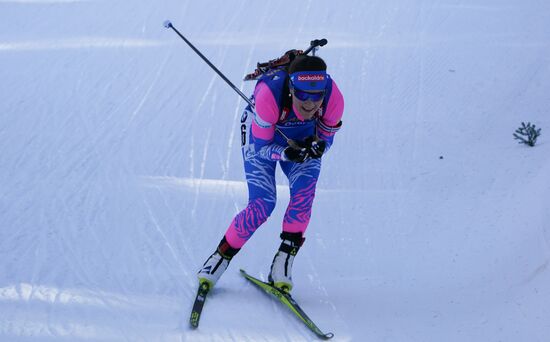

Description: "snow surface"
1 1 550 341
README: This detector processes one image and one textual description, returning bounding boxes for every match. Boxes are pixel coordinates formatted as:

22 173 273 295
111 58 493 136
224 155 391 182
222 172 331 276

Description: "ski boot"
197 236 240 288
268 232 305 293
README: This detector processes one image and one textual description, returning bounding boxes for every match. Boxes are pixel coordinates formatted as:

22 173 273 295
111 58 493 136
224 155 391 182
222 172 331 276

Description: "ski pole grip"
304 38 328 55
314 39 328 47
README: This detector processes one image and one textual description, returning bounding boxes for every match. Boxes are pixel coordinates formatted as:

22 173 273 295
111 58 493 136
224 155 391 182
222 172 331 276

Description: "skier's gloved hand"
282 140 309 163
304 135 326 159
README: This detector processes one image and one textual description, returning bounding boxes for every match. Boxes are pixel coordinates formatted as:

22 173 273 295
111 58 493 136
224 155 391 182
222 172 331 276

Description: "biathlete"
198 54 344 293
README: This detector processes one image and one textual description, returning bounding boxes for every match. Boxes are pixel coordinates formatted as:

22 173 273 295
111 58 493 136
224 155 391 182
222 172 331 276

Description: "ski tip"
189 313 200 329
163 20 172 29
322 332 334 340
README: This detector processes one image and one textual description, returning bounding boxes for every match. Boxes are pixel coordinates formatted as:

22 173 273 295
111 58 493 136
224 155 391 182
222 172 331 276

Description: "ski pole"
163 20 326 143
164 20 291 139
163 20 254 109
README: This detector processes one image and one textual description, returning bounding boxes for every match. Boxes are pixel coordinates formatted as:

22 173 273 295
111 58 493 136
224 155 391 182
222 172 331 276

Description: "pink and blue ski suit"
224 68 344 249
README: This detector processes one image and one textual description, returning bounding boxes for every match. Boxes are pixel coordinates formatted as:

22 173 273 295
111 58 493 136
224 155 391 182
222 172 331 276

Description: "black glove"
304 136 326 159
283 140 309 163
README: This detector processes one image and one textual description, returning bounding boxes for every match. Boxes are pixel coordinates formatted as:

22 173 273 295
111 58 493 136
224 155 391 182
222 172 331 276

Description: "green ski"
189 281 210 328
240 269 334 340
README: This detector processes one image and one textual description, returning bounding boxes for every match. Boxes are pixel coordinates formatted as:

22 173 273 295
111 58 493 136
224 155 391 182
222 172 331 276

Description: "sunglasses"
290 83 326 102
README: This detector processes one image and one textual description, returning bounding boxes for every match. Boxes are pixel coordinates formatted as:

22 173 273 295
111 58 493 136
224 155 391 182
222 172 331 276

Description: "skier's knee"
248 198 276 222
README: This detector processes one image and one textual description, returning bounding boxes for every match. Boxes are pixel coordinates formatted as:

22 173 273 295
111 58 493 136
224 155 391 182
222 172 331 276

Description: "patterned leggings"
224 154 321 249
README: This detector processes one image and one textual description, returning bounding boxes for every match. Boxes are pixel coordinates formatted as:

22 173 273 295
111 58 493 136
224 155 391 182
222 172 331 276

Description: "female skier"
197 54 344 293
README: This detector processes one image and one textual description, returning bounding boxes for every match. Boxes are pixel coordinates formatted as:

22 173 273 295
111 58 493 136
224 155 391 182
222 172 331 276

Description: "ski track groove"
189 75 217 218
49 187 136 339
153 185 195 278
147 195 191 276
198 6 244 183
222 0 273 211
218 0 248 180
124 50 170 133
142 197 187 283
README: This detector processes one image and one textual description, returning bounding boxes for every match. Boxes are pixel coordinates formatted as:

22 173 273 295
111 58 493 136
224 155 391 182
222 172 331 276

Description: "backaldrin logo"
297 74 325 81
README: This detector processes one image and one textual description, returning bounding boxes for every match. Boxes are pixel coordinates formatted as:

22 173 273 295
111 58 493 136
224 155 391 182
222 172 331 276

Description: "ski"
189 281 210 328
240 269 334 340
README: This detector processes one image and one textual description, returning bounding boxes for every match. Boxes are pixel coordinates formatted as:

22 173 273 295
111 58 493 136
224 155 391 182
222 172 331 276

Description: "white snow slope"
1 1 549 341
